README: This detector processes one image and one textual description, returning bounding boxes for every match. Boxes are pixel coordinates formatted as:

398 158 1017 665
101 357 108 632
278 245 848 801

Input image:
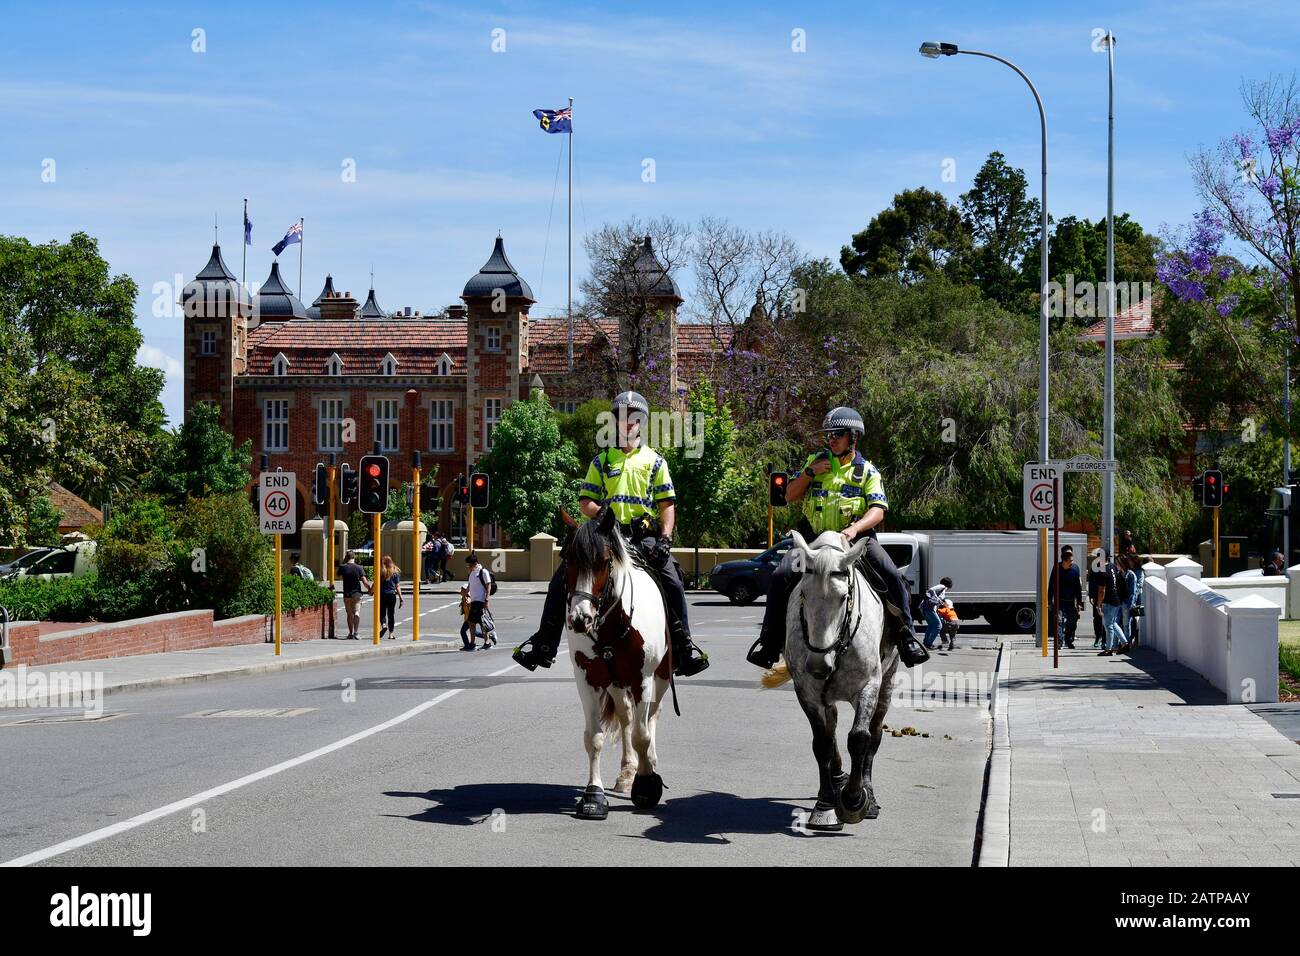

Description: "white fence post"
1140 560 1164 648
1163 557 1202 663
1226 595 1281 705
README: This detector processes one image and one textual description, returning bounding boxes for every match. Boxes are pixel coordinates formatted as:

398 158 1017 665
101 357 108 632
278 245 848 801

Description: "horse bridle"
798 569 861 680
568 556 630 637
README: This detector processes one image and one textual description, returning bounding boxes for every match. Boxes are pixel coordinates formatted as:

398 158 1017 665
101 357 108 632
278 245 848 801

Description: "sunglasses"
824 429 851 441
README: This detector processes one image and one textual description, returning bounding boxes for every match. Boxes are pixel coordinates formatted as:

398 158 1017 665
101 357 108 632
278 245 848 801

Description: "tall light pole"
1103 31 1117 563
920 41 1051 643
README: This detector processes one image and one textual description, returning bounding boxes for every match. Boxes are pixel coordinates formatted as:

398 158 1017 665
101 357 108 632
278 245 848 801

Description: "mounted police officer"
513 390 710 677
747 406 929 669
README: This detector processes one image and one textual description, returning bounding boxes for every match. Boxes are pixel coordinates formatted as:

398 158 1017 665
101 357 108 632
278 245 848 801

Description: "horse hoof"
630 772 664 809
613 769 635 795
575 786 608 820
836 787 868 825
805 802 842 832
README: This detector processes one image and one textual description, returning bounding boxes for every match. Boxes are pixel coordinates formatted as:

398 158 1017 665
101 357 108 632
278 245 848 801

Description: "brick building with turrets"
181 234 730 549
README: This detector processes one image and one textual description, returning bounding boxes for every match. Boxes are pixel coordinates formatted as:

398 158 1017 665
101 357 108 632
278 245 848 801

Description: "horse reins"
798 570 861 681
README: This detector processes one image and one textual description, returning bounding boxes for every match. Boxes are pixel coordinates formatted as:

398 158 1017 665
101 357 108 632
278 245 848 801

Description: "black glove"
652 535 673 568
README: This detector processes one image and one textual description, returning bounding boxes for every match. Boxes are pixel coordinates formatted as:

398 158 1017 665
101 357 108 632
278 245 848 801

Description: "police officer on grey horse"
747 406 929 670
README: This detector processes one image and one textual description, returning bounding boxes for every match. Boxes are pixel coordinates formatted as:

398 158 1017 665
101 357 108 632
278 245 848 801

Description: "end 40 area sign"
259 471 298 534
1023 462 1062 529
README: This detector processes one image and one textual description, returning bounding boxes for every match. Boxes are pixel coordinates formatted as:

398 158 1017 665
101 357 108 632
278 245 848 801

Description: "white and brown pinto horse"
564 507 672 820
763 530 898 831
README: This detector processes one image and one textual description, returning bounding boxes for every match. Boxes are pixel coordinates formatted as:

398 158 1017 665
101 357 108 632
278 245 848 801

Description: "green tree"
172 494 269 619
24 494 63 547
662 382 750 569
144 402 253 506
479 395 580 543
556 399 611 477
1021 214 1159 322
959 151 1042 305
840 188 972 285
0 232 165 522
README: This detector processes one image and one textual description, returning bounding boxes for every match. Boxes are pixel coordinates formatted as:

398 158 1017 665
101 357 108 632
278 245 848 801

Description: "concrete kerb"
38 639 463 703
975 638 1012 867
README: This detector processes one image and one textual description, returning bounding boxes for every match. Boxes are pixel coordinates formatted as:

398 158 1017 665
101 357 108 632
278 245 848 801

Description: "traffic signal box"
470 472 490 509
769 471 788 507
358 455 390 514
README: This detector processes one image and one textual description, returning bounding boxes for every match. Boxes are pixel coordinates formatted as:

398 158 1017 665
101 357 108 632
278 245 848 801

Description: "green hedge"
0 568 332 624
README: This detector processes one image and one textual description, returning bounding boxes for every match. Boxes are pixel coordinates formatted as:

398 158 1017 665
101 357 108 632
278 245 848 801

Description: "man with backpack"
1096 549 1130 656
460 553 497 650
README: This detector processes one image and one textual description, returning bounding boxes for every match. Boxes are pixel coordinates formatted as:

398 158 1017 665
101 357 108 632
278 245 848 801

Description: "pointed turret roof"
462 236 535 301
621 235 683 302
254 261 309 320
181 243 252 316
307 274 337 319
359 287 388 319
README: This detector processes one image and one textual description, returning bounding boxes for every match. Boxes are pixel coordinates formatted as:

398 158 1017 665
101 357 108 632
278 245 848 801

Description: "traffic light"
312 463 329 508
1202 469 1223 508
455 474 469 504
769 471 788 506
1221 481 1231 505
470 472 489 509
358 455 390 514
339 463 358 505
1191 473 1203 503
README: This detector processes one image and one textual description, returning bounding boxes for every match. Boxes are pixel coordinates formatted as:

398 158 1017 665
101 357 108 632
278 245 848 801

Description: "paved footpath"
1003 642 1300 866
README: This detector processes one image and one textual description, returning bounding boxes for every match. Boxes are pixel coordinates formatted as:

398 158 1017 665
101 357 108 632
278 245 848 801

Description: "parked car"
709 539 793 605
11 540 97 582
0 547 56 579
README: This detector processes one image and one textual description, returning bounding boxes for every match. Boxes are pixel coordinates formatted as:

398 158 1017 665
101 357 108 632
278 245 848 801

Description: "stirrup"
512 634 557 672
673 640 709 677
746 635 781 669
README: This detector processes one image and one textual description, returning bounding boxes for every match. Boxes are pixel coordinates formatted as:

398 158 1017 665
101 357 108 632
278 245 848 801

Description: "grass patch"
1281 643 1300 702
1280 618 1300 648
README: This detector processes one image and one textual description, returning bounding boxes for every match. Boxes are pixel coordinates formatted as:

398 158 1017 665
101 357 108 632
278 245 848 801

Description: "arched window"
382 353 398 376
272 353 289 376
436 353 453 376
327 353 343 376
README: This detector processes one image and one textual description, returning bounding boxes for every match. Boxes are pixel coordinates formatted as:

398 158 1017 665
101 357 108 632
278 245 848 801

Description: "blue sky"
2 0 1295 425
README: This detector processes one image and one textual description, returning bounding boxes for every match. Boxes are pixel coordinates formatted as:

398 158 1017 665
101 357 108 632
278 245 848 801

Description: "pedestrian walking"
422 534 438 584
438 534 453 584
378 555 403 639
339 551 372 640
938 599 960 650
460 553 494 650
1087 548 1108 648
288 552 315 582
1048 545 1084 649
1123 553 1143 646
1096 550 1130 656
921 577 953 648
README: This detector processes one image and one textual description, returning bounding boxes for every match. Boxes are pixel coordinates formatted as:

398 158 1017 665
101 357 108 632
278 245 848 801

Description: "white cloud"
137 343 183 379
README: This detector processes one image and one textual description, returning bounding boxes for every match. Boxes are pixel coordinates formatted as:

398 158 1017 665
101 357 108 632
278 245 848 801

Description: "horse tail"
760 661 792 689
600 691 619 735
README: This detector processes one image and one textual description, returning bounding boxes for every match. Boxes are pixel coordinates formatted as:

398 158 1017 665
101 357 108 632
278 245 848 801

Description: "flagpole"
298 217 304 298
242 198 248 290
567 96 574 372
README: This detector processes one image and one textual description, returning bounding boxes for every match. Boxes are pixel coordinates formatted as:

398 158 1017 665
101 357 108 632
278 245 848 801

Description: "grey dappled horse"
764 530 898 831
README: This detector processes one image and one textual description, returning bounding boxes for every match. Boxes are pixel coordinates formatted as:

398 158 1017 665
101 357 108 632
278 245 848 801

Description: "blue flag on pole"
244 211 252 246
272 221 302 256
532 107 572 134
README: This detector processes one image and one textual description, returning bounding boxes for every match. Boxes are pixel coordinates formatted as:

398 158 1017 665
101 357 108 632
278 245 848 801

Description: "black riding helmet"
822 406 865 441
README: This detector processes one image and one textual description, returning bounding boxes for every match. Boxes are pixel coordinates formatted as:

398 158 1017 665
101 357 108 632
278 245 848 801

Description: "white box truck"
879 530 1088 633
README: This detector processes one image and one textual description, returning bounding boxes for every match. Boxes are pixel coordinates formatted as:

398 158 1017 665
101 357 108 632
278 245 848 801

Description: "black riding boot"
884 604 929 667
670 620 710 677
513 564 567 671
747 549 800 668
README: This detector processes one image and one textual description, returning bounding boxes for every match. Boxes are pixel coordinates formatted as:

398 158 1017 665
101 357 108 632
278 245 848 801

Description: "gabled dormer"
381 352 398 376
326 352 344 376
435 352 453 376
272 352 290 376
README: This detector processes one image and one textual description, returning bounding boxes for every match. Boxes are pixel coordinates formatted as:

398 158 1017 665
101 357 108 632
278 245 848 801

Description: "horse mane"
570 508 629 572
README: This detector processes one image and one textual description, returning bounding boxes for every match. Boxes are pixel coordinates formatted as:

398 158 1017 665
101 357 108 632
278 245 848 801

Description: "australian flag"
532 107 572 134
272 221 302 256
244 211 252 246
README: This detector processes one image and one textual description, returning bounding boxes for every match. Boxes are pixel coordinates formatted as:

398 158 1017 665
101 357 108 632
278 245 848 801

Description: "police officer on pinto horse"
747 406 930 670
513 390 711 678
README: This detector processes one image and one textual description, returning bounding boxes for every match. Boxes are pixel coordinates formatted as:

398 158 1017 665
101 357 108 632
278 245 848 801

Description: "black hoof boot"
836 785 868 825
575 785 608 820
746 635 781 670
630 772 664 809
512 634 558 672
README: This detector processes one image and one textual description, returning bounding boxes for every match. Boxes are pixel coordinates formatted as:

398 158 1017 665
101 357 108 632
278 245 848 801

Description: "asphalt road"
0 585 998 866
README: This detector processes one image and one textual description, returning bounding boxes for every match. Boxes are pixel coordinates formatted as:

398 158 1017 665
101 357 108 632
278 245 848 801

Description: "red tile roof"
247 319 467 374
1079 292 1156 343
48 482 102 529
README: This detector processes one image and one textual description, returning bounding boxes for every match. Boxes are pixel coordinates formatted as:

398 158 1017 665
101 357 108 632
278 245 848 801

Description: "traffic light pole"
768 502 774 549
373 513 382 646
1213 505 1220 578
412 465 420 643
468 505 475 556
327 465 336 591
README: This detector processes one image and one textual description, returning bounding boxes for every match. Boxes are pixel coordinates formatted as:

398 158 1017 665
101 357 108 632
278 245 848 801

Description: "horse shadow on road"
387 783 846 844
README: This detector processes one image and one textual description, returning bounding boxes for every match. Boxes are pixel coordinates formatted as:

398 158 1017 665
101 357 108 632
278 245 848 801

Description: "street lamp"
920 40 1052 645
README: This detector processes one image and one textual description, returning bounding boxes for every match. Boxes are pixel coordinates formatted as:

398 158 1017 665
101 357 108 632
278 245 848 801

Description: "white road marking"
0 689 463 868
487 663 519 677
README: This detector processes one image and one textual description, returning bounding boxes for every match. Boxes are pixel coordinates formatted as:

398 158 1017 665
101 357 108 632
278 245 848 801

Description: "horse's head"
791 530 868 679
564 506 628 634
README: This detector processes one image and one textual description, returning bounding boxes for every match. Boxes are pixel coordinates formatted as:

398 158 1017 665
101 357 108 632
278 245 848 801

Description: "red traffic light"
366 463 381 477
1207 475 1216 484
773 474 786 486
